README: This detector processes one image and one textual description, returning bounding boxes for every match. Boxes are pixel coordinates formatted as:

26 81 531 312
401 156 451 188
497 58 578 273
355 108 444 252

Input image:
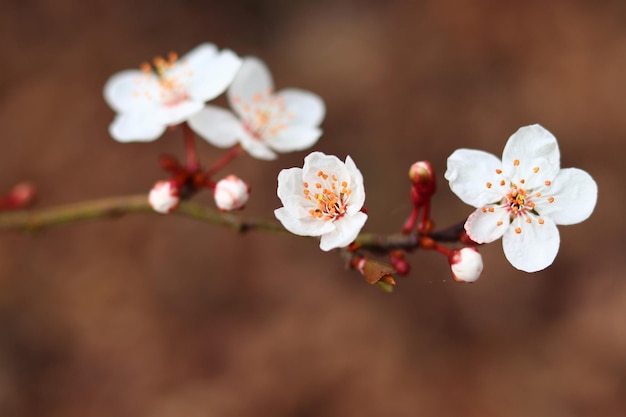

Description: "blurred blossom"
445 124 597 272
189 57 325 160
149 180 180 213
449 247 483 282
275 152 367 251
104 43 242 142
214 175 250 211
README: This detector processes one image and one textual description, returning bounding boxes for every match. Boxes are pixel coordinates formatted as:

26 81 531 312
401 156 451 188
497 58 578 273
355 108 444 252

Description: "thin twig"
0 194 465 254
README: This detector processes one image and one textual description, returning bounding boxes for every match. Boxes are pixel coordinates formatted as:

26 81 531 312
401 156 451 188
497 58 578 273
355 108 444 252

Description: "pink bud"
408 161 434 186
214 175 250 211
148 180 180 214
449 247 483 283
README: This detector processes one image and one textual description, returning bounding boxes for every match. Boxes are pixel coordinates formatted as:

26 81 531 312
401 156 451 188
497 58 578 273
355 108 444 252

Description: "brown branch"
0 194 465 253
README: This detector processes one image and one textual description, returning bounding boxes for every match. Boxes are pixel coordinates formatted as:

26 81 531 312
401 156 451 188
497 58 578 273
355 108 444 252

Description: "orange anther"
497 221 503 226
539 219 545 225
488 207 494 213
481 207 487 213
526 218 532 223
496 169 502 174
545 180 551 186
500 180 505 186
515 227 522 234
548 197 555 203
533 167 540 173
486 182 492 188
514 159 520 166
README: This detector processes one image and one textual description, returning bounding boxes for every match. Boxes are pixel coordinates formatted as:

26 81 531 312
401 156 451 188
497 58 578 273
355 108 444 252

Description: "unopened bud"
449 247 483 283
9 182 36 207
214 175 250 211
149 180 180 214
389 250 410 276
408 161 434 186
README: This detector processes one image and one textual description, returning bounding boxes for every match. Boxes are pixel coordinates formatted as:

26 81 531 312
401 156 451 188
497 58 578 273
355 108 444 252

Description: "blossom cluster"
103 42 598 283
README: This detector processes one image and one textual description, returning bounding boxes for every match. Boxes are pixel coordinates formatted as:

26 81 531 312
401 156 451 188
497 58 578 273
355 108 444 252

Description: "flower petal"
185 47 242 102
274 207 334 237
277 166 305 193
103 70 160 113
536 167 598 225
265 125 322 153
464 205 510 243
319 212 368 251
301 152 350 188
227 57 274 116
344 155 366 214
502 124 561 187
108 113 166 142
188 106 245 148
502 216 560 272
155 100 204 126
445 149 505 207
278 88 326 126
239 133 277 160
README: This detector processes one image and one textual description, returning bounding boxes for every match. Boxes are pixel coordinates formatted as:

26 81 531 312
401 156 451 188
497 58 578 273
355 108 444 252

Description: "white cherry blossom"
445 124 597 272
104 43 242 142
188 57 325 160
274 152 367 251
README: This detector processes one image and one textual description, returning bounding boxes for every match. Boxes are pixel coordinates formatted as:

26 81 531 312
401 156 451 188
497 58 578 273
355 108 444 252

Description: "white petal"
274 207 334 237
302 152 346 180
155 100 204 126
104 70 160 113
319 212 368 251
344 155 366 214
109 113 166 142
464 206 510 243
188 106 244 148
266 125 322 152
502 216 560 272
445 149 505 207
502 124 561 187
180 43 218 67
227 57 274 116
278 88 326 126
536 168 598 225
186 48 242 102
277 167 304 205
239 134 277 160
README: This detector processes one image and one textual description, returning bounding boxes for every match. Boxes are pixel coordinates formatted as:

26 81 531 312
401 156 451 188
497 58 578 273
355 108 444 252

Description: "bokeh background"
1 0 625 416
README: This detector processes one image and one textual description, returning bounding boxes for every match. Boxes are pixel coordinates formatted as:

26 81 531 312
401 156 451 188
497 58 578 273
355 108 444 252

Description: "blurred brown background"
1 0 625 416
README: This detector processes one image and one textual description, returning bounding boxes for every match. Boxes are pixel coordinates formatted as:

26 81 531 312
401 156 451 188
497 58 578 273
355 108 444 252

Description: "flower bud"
408 161 435 186
8 182 37 208
449 247 483 283
149 180 180 214
214 175 250 211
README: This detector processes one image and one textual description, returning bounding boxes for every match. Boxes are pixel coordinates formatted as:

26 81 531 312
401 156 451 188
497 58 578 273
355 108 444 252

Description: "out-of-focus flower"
445 124 597 272
149 180 180 213
214 175 250 211
274 152 367 251
104 43 242 142
449 247 483 282
188 57 325 160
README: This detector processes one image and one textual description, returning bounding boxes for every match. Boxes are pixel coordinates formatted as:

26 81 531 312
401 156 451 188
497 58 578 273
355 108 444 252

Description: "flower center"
233 91 295 140
138 52 190 106
481 162 557 234
303 170 351 221
505 185 533 215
